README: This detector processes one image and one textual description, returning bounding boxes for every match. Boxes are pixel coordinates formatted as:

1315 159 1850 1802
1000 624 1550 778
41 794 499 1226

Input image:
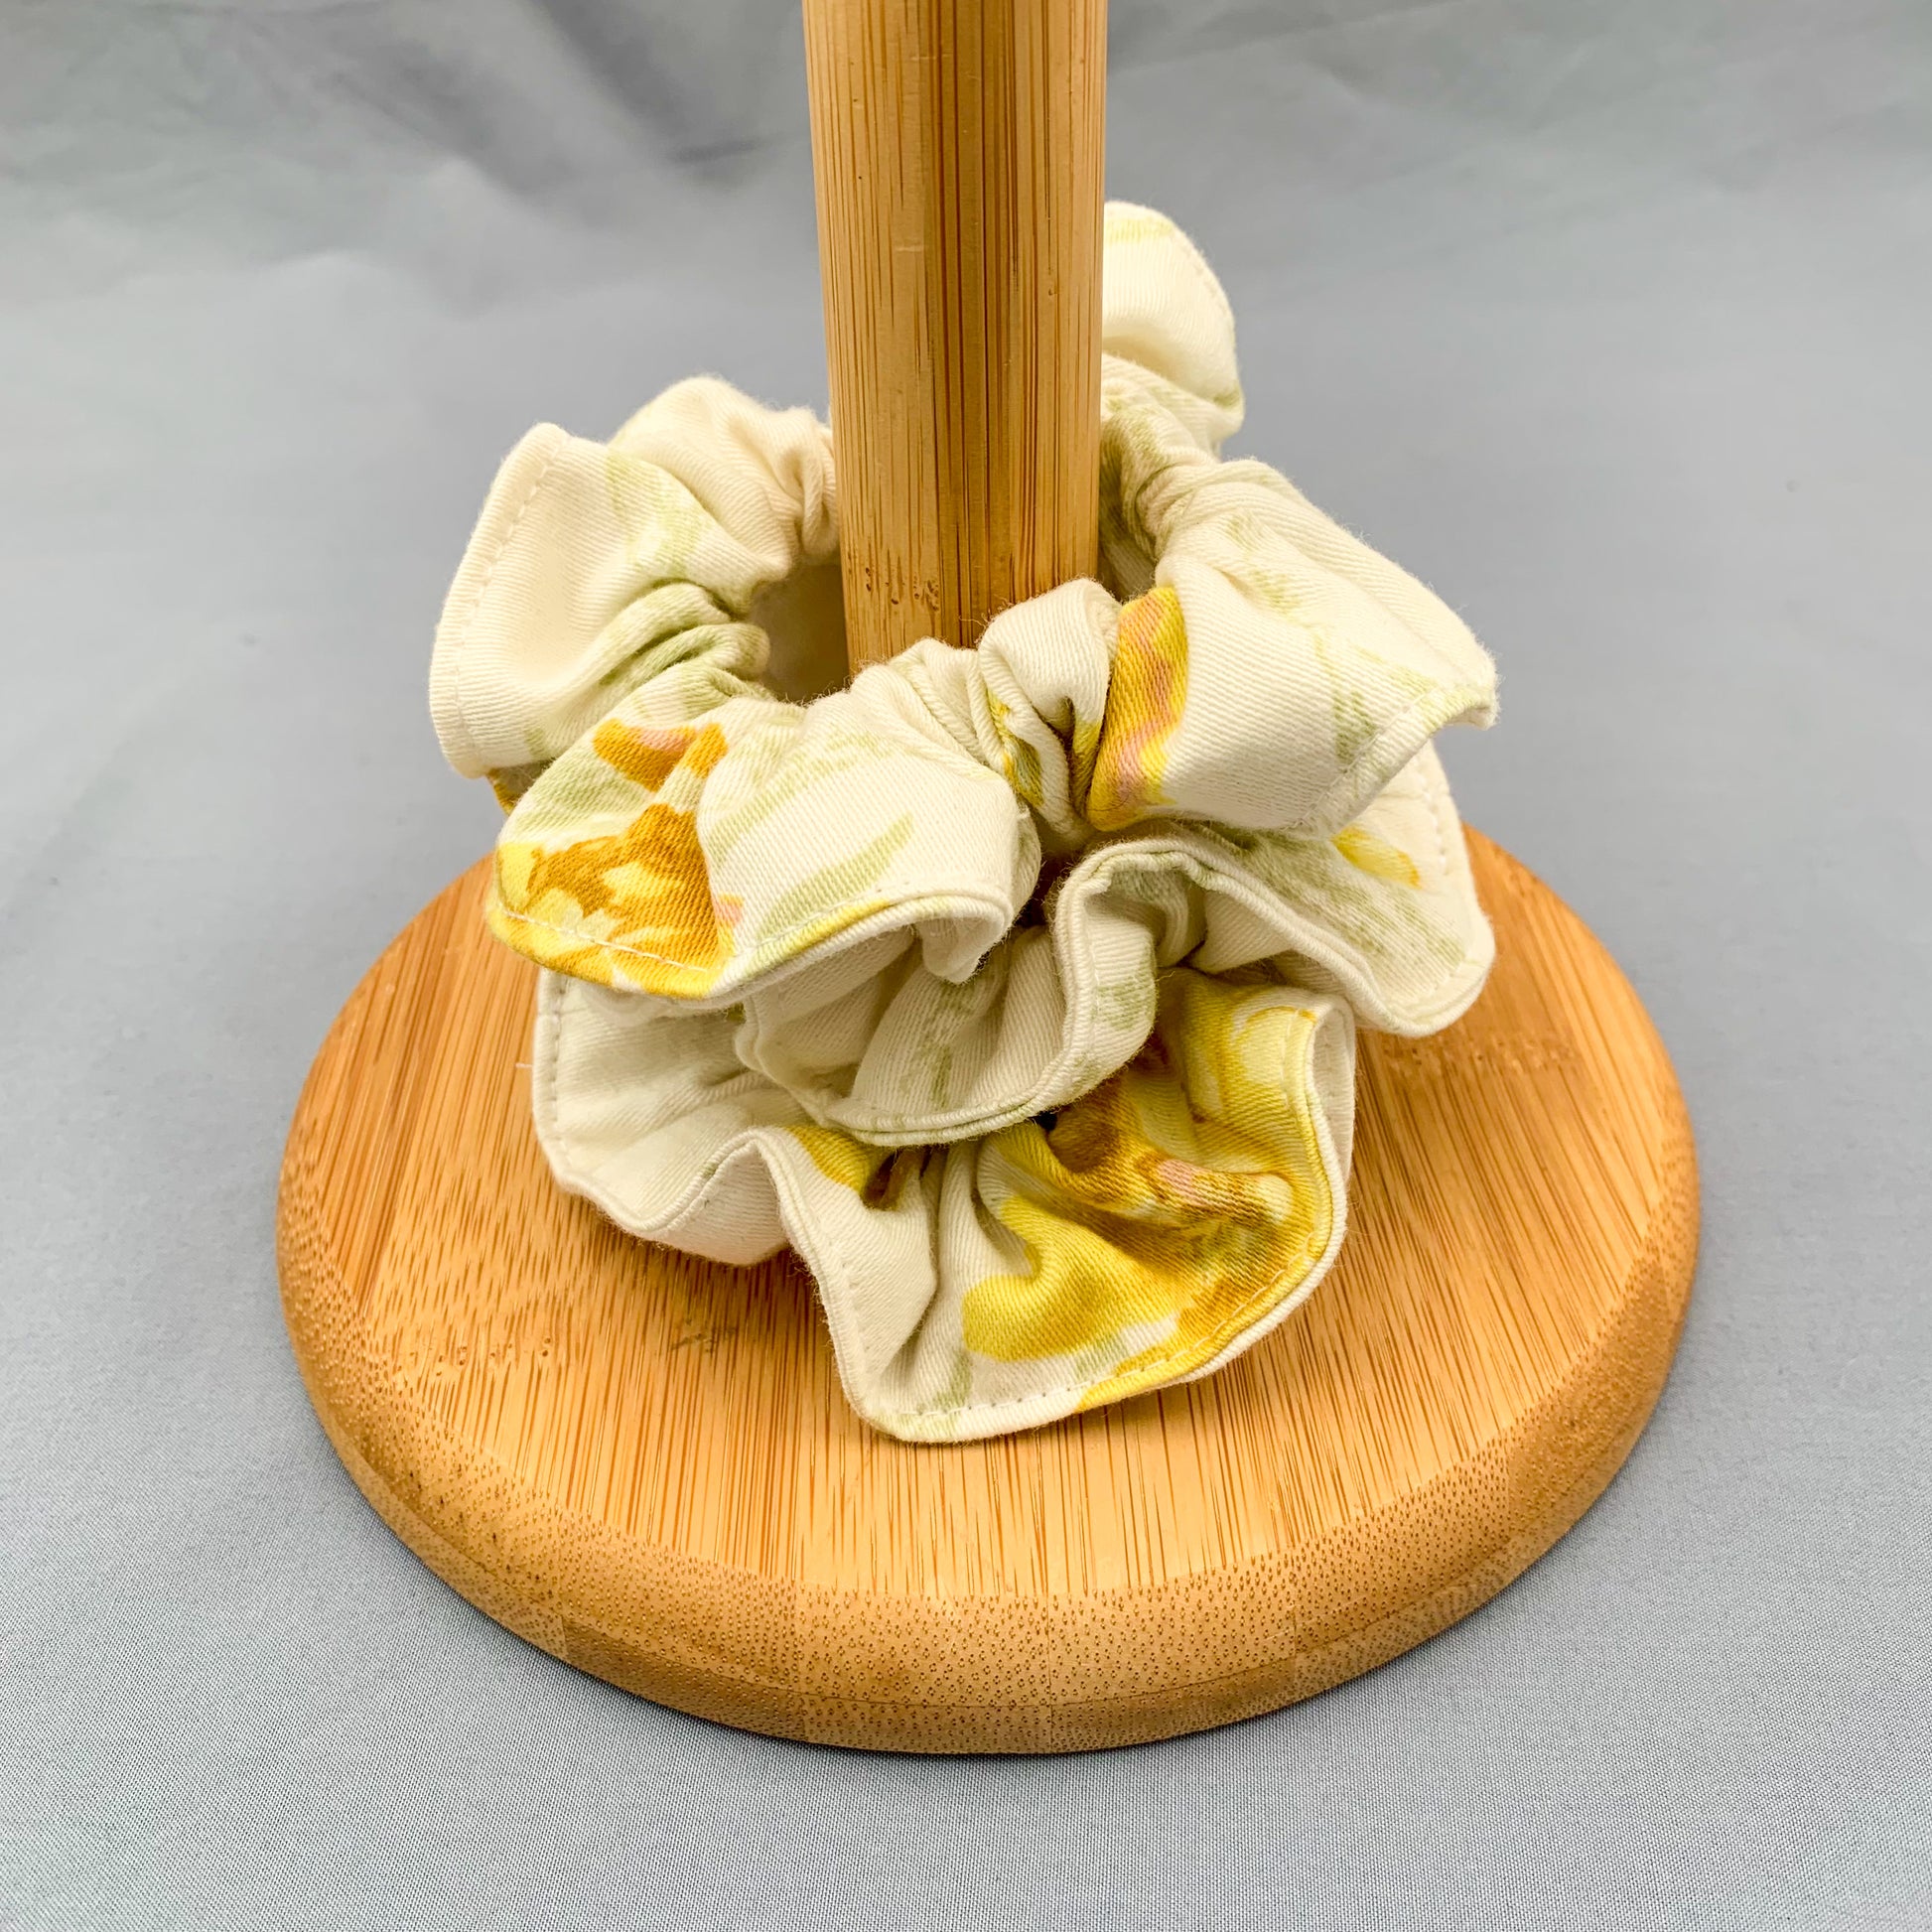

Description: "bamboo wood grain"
802 0 1106 666
277 830 1698 1753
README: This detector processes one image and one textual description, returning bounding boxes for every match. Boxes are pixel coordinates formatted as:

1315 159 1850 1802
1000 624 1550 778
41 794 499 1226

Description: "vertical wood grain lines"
803 0 1105 668
277 833 1699 1751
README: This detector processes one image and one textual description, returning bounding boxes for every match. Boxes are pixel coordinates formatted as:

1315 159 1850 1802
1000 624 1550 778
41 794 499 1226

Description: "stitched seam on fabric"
449 434 568 771
533 811 1481 1137
541 973 1338 1435
764 1152 880 1397
1305 680 1487 833
492 882 1011 977
539 979 792 1241
1176 1020 1352 1387
1166 222 1239 364
911 1245 1321 1424
1380 754 1482 1032
1420 754 1454 883
876 996 1345 1430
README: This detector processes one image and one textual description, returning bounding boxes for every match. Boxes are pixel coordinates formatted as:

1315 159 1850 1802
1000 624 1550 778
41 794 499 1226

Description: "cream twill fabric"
430 205 1498 1442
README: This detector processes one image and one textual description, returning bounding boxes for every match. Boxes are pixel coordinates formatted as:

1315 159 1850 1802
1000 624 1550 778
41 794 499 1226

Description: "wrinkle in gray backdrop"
3 4 1928 1928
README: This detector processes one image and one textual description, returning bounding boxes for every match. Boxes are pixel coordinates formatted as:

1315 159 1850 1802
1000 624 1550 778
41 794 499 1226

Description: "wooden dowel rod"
802 0 1107 670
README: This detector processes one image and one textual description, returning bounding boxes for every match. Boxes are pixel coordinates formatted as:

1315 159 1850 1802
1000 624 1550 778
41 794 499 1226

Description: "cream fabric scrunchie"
430 205 1498 1442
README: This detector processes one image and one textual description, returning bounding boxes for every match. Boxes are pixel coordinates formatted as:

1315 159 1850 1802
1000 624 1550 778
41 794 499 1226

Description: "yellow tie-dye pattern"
1103 206 1178 247
985 688 1048 814
1086 586 1189 831
960 980 1334 1395
789 1121 886 1192
591 715 730 792
1332 823 1423 889
789 1121 923 1210
489 808 740 996
488 720 741 997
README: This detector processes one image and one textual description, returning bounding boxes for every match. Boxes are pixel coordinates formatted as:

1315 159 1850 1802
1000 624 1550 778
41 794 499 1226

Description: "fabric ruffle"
430 204 1498 1441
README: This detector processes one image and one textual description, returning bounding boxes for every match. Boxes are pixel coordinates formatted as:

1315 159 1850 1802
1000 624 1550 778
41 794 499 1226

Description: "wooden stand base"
278 831 1696 1753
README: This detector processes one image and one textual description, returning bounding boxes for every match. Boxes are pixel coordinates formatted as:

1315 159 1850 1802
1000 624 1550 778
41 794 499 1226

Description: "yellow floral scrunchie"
430 205 1498 1442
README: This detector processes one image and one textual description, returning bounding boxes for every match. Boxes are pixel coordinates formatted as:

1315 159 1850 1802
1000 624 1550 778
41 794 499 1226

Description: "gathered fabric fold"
430 203 1499 1441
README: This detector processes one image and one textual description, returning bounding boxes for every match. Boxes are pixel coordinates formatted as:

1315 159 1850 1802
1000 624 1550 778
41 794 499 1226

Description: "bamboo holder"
271 0 1698 1755
802 0 1107 668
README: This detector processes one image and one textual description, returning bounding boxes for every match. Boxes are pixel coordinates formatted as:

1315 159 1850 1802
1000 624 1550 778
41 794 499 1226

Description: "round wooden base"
278 832 1696 1753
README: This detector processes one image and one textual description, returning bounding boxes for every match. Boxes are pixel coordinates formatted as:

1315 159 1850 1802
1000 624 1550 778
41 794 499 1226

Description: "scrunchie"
430 204 1498 1442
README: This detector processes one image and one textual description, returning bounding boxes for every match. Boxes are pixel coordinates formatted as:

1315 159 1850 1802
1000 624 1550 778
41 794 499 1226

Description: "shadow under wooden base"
277 831 1697 1753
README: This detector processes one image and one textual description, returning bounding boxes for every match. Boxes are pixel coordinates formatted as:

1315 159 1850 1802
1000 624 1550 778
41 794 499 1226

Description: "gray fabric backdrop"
4 3 1927 1926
